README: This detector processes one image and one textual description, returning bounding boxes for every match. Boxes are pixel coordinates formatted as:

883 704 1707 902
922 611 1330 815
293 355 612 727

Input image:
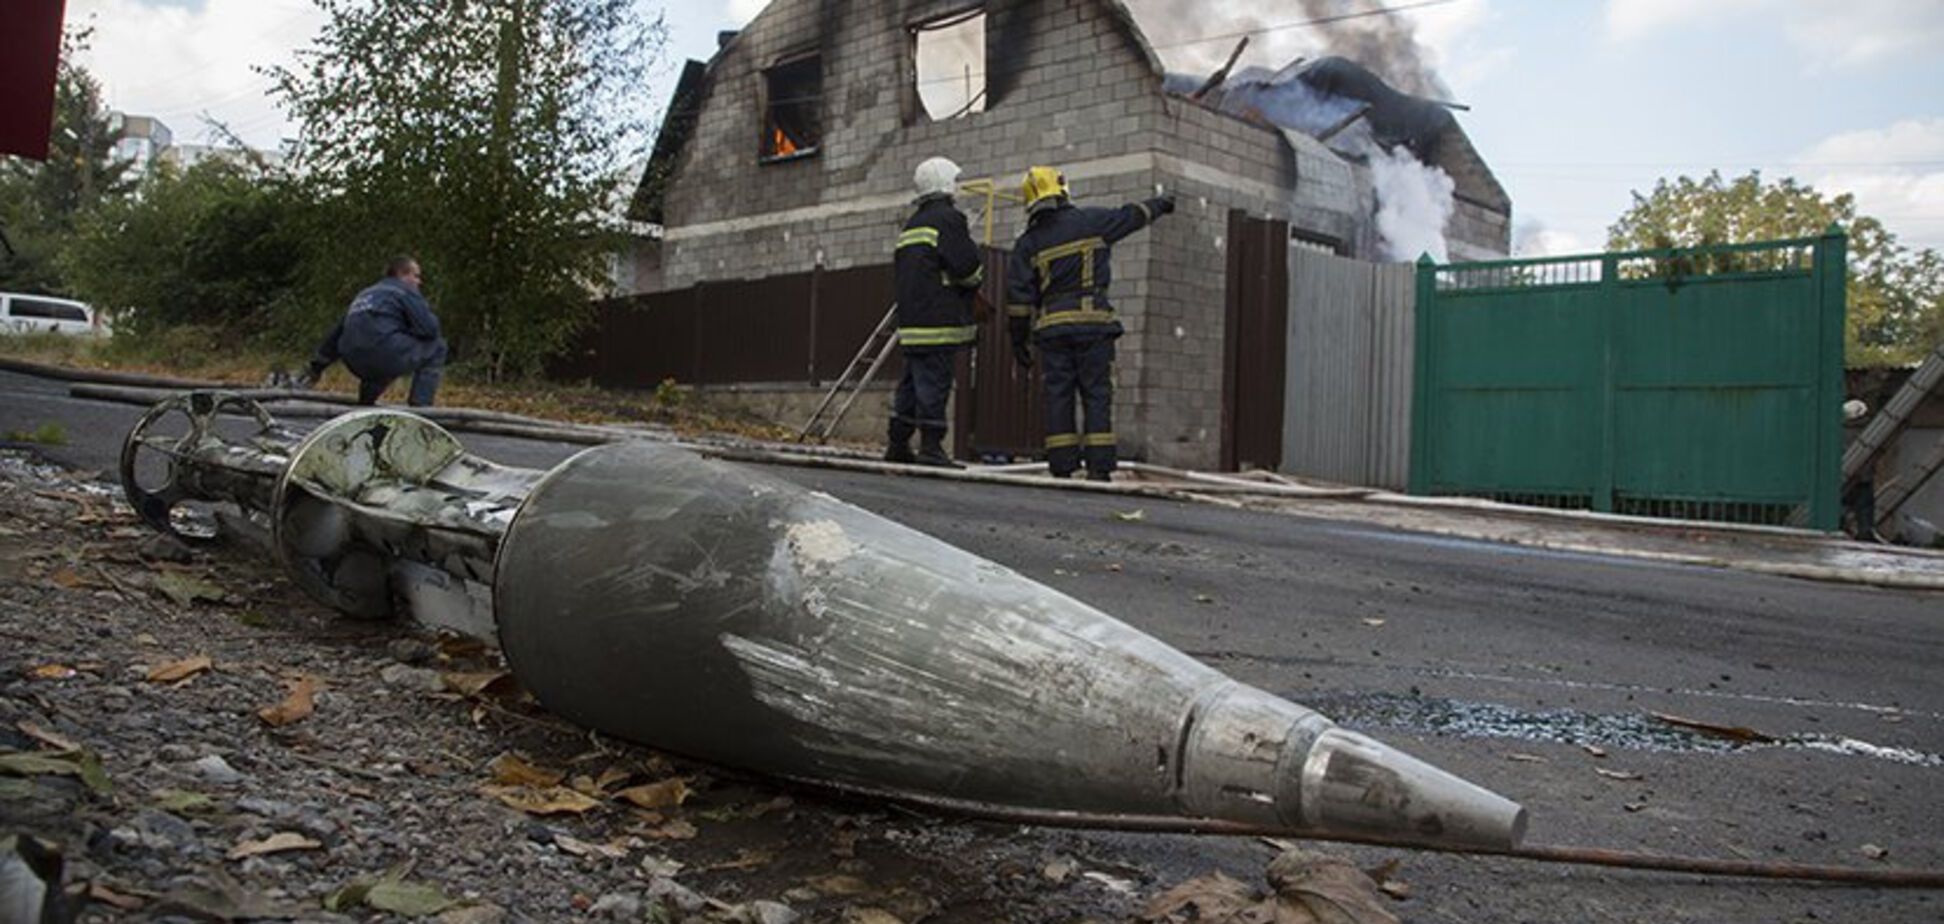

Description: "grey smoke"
1122 0 1450 101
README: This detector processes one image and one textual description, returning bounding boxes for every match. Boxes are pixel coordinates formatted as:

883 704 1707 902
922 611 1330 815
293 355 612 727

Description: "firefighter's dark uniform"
889 194 984 462
1006 195 1171 478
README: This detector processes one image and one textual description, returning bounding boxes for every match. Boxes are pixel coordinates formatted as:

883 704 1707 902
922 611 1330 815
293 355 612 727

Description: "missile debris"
120 393 1527 851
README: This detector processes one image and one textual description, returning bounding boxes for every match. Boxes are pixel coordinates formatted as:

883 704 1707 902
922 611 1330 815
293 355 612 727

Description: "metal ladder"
797 303 898 443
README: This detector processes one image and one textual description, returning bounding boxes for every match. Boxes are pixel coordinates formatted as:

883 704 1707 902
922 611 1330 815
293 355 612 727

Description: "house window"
913 9 985 120
763 52 821 160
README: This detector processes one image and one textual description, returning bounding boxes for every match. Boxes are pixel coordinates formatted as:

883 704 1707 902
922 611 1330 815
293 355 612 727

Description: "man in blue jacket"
1006 167 1172 480
301 256 447 406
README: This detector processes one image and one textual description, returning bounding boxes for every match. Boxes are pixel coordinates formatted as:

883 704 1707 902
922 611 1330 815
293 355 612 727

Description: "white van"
0 293 105 337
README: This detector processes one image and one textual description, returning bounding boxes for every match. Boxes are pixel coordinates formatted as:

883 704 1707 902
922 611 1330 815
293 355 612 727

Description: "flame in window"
772 127 798 157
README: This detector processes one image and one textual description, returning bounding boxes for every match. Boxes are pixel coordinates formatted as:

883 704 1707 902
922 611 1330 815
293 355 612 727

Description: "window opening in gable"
914 8 986 121
763 52 821 160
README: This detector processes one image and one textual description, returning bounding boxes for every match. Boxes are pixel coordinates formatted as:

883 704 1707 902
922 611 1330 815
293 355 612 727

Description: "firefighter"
1006 166 1173 480
887 156 985 467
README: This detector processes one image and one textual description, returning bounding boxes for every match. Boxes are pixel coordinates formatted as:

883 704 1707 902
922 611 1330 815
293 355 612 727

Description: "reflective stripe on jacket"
894 196 984 350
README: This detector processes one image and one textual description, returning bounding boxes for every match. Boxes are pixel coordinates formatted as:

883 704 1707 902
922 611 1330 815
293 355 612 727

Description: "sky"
62 0 1944 255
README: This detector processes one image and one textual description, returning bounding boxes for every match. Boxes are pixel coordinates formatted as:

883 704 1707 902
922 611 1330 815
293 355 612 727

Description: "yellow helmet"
1020 165 1069 212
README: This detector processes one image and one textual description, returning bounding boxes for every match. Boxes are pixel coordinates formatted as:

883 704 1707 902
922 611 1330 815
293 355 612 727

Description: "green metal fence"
1409 229 1847 529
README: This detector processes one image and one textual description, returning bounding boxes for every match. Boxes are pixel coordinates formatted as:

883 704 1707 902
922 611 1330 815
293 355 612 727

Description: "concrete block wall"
657 0 1169 287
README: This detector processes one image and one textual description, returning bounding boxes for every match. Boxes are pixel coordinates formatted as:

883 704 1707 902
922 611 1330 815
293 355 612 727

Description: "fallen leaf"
50 566 86 588
1623 801 1647 812
806 874 871 897
614 778 690 810
1361 618 1386 627
1582 744 1608 758
228 832 322 860
482 784 601 816
1113 509 1146 522
640 854 685 878
146 655 213 683
642 817 697 840
1082 871 1137 894
1594 768 1643 781
16 721 79 752
367 880 458 917
152 789 215 814
554 834 629 859
1193 593 1214 604
88 882 147 910
1267 849 1401 923
27 664 76 680
152 571 225 607
1648 711 1776 744
843 910 904 924
1044 858 1076 883
1377 879 1412 900
1106 562 1123 572
1860 843 1889 861
1506 753 1547 763
702 848 774 872
257 675 322 727
487 753 564 788
1142 872 1257 920
0 749 111 793
442 670 513 698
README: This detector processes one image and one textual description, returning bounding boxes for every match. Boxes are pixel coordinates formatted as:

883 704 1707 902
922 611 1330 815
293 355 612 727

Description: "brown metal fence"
551 264 898 388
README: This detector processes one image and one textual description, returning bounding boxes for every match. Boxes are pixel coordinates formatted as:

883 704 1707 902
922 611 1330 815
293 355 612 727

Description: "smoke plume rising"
1122 0 1450 100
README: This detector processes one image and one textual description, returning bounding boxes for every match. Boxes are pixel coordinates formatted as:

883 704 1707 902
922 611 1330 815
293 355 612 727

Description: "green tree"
0 29 135 293
270 0 663 379
62 159 305 340
1609 170 1943 366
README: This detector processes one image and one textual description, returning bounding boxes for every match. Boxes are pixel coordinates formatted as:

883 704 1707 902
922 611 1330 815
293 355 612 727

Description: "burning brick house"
593 0 1512 470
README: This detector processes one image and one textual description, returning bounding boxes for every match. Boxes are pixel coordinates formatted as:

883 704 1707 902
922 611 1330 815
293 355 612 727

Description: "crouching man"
302 255 447 407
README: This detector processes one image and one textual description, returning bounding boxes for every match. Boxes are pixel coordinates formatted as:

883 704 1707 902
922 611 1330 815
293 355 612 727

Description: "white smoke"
1364 143 1454 262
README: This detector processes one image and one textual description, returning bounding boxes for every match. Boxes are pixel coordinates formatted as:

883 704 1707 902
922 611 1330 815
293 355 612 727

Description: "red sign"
1 0 70 161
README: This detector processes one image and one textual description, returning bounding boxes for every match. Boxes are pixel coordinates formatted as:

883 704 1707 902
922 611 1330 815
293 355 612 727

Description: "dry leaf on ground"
1141 872 1260 920
1266 849 1402 923
482 784 602 816
229 832 322 860
88 882 146 910
151 571 225 607
806 874 871 897
641 817 697 840
487 753 565 788
16 721 79 752
257 675 322 727
1506 753 1547 763
1594 768 1643 781
442 670 513 698
1648 710 1776 743
27 664 77 680
614 778 690 810
146 655 213 683
555 834 629 860
843 910 905 924
0 749 112 793
1114 509 1147 522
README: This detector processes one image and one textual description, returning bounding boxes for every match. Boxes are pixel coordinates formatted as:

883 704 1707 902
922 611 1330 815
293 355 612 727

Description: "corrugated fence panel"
1281 250 1415 489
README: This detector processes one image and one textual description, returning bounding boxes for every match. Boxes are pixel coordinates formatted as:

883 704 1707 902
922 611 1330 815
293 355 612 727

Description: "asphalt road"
5 368 1941 923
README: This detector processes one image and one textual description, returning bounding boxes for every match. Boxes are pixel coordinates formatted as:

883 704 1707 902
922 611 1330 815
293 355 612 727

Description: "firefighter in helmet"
1006 166 1173 480
887 156 985 467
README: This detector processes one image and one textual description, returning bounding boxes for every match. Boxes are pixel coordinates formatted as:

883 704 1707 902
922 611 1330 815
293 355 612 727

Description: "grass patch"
4 422 68 446
1 332 797 443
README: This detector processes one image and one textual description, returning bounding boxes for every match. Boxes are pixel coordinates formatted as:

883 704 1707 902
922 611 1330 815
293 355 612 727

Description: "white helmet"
913 156 961 200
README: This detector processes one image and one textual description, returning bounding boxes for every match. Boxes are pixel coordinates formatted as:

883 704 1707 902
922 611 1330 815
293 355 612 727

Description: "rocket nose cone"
1298 727 1527 851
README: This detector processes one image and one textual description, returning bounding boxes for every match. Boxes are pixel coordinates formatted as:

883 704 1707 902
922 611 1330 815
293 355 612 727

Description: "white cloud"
1513 222 1594 257
1605 0 1944 68
1604 0 1764 43
1794 118 1944 250
1784 2 1944 69
68 0 324 149
725 0 769 24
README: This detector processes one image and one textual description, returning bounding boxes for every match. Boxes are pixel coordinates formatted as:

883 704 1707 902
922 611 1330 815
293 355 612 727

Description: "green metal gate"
1409 229 1847 529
